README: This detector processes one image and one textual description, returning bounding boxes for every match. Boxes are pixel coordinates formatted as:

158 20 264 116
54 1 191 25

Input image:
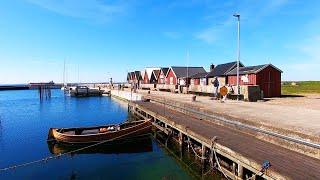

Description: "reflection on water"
48 136 153 155
0 115 2 144
110 96 130 109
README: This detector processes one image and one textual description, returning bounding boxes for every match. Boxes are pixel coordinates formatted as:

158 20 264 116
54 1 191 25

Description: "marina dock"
128 100 320 179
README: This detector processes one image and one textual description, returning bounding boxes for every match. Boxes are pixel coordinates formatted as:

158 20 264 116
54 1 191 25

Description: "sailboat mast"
65 59 68 87
77 64 80 84
63 59 66 86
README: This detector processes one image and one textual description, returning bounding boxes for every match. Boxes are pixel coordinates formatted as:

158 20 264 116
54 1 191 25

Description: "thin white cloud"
194 0 290 44
194 17 233 44
194 27 219 44
280 35 320 80
167 0 208 9
281 61 320 81
26 0 126 22
163 31 183 39
298 36 320 59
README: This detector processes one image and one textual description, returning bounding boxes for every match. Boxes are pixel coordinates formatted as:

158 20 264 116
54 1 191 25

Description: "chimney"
210 64 215 72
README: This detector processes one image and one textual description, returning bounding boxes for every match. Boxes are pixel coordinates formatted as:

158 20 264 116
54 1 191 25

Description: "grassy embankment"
281 81 320 95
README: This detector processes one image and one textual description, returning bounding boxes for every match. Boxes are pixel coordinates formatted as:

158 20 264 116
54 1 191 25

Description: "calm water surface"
0 90 192 179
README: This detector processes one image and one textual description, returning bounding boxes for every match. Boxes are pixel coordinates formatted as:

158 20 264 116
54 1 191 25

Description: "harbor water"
0 89 194 179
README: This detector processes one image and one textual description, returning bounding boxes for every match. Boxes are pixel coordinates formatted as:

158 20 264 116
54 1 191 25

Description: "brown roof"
170 66 206 78
207 61 244 78
226 64 282 75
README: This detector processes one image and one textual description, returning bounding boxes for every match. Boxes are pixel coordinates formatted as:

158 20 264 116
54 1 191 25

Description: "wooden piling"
238 164 243 179
232 162 236 177
201 144 206 163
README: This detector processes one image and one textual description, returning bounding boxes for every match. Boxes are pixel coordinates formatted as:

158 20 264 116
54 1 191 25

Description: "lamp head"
233 13 240 18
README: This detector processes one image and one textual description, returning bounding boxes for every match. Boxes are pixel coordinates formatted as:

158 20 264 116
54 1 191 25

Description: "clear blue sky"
0 0 319 84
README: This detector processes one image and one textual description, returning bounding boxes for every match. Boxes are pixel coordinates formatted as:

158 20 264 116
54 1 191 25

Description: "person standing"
212 77 219 98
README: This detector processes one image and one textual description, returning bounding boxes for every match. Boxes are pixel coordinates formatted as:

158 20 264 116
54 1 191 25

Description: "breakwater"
0 85 29 91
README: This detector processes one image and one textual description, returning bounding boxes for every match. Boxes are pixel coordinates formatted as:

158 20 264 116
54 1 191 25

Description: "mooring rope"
187 138 206 160
0 124 152 172
211 137 230 180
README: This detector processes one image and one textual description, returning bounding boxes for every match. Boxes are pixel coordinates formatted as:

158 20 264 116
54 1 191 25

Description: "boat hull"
48 120 152 144
47 135 153 155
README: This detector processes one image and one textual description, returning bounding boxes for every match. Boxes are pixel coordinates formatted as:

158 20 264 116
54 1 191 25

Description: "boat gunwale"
52 120 149 137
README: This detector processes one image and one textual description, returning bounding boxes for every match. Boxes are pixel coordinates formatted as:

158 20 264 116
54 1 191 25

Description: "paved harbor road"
137 90 320 139
136 101 320 180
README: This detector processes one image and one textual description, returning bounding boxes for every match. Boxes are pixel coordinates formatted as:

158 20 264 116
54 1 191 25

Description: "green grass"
282 81 320 95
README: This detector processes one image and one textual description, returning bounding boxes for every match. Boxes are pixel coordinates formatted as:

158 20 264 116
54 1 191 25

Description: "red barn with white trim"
226 64 282 97
158 68 169 84
165 68 177 85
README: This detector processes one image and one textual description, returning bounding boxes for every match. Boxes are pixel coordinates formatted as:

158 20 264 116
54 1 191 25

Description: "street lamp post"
233 13 240 100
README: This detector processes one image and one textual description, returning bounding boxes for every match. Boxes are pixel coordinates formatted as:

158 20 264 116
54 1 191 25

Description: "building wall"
149 73 157 84
200 78 206 86
256 66 281 97
131 74 136 83
158 71 166 84
208 77 227 86
143 72 149 84
227 74 257 86
165 69 177 85
191 78 200 85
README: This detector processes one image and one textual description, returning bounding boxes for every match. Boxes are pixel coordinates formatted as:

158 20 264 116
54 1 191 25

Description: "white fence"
110 90 143 101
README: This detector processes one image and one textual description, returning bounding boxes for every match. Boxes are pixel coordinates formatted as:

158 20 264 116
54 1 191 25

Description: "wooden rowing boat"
47 120 152 144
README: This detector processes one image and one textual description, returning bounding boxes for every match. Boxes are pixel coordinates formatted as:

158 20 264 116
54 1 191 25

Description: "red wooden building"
226 64 282 97
166 68 177 85
143 70 149 84
165 67 206 85
142 68 160 84
157 68 169 84
189 72 208 85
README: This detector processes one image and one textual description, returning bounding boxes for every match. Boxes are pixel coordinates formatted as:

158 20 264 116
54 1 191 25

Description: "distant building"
127 72 132 83
157 67 169 84
127 72 135 83
134 71 142 85
150 70 160 84
206 61 244 86
127 71 142 85
226 64 282 97
142 68 160 84
166 66 206 85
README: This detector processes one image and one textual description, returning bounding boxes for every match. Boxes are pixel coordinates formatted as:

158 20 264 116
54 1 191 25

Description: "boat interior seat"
63 131 75 135
81 129 99 135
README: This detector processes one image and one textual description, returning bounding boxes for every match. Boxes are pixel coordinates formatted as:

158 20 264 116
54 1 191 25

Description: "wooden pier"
128 101 320 180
